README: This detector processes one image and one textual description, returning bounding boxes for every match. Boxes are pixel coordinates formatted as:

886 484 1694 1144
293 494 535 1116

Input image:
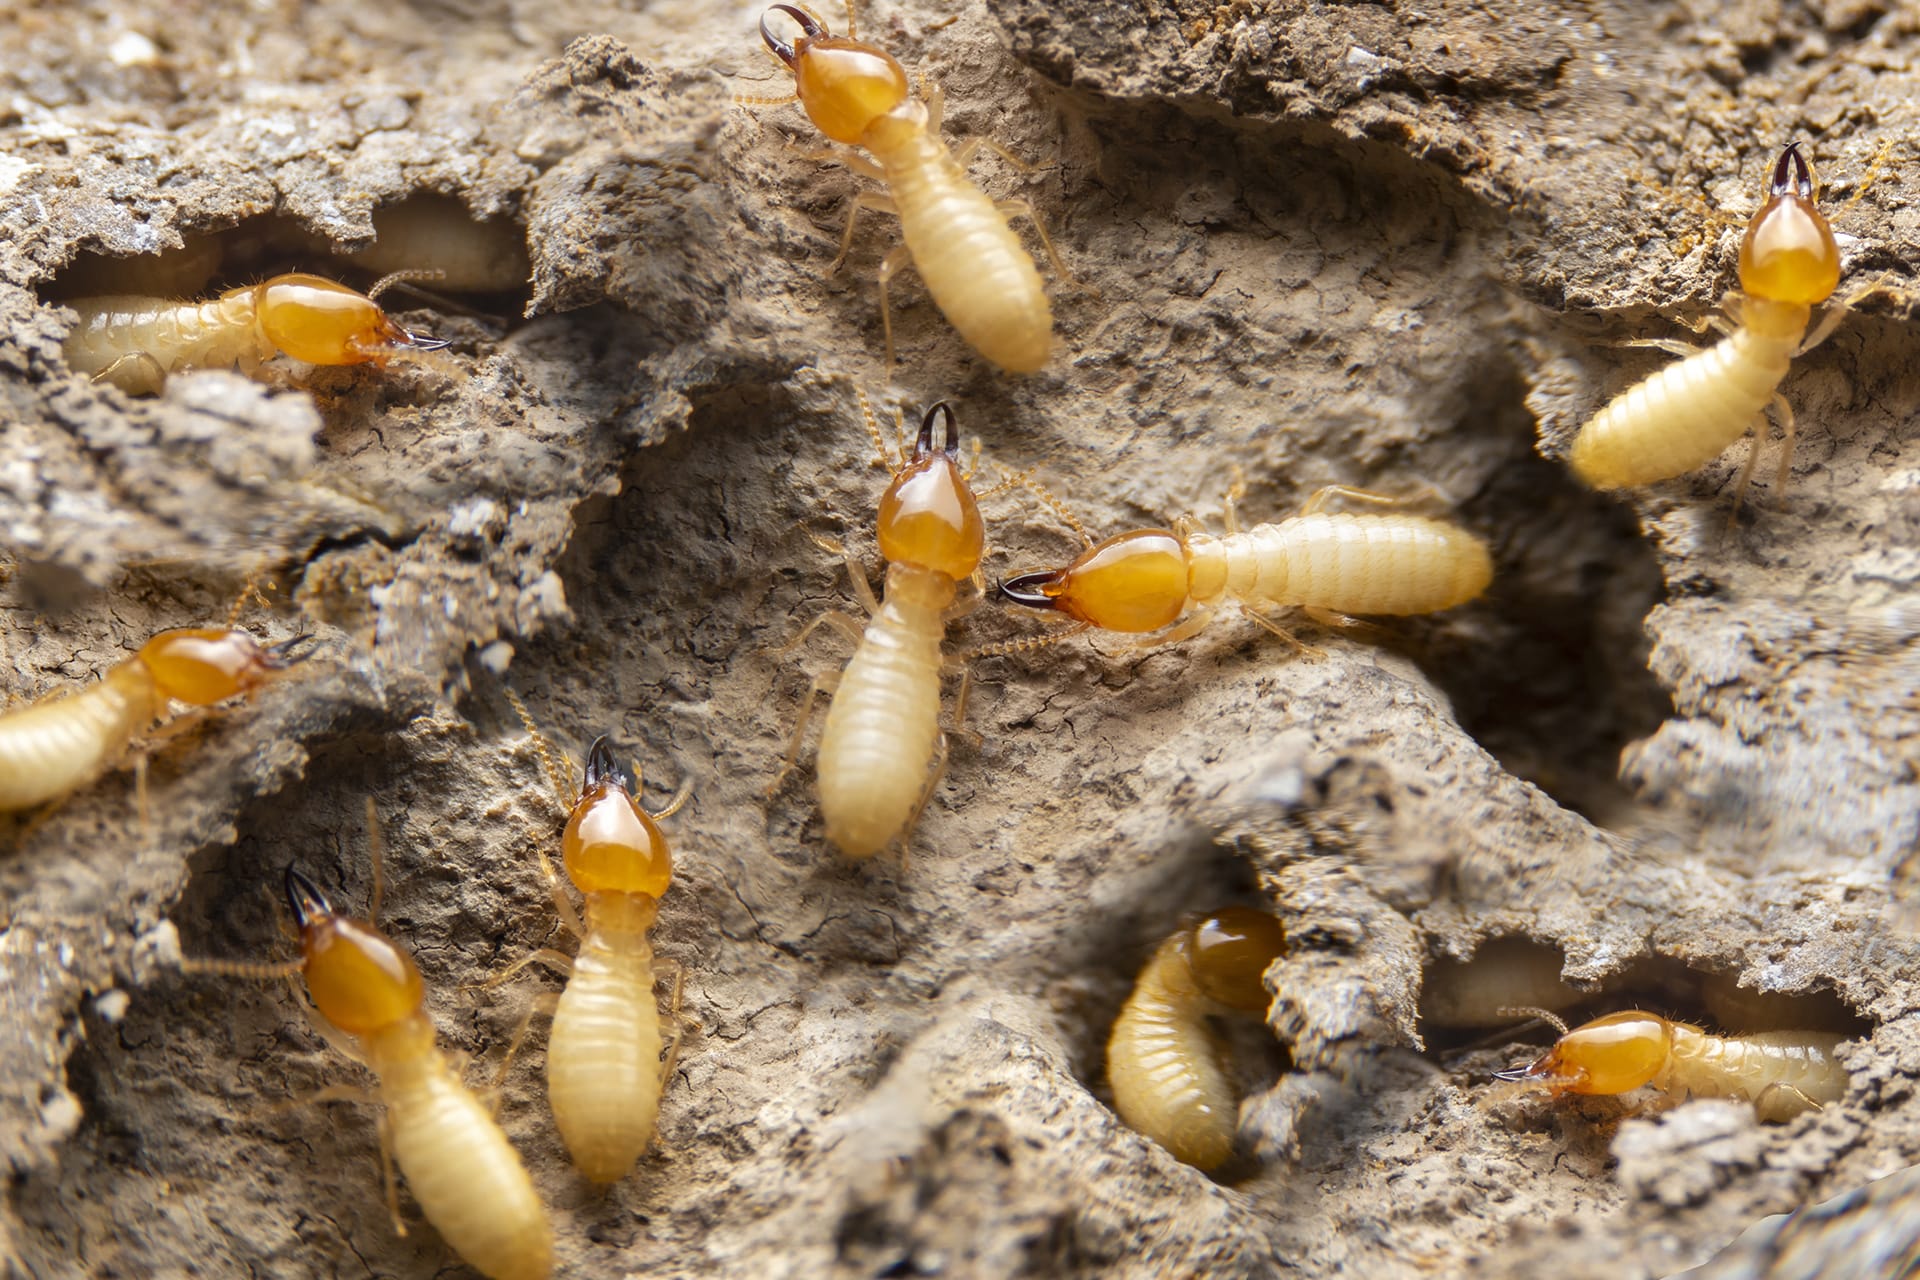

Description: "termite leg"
1246 605 1320 655
535 846 586 941
770 609 866 659
1222 466 1249 535
1801 270 1902 354
1755 1081 1822 1117
991 198 1082 289
463 947 575 994
239 1081 378 1124
487 990 562 1100
1770 392 1798 490
890 733 952 866
876 244 912 382
1728 415 1769 521
799 145 887 182
1619 336 1706 358
805 530 884 618
952 134 1040 177
1121 605 1217 652
767 671 842 797
378 1111 408 1238
92 353 167 396
829 192 901 276
1300 483 1408 516
1297 607 1366 648
657 957 688 1083
943 668 982 751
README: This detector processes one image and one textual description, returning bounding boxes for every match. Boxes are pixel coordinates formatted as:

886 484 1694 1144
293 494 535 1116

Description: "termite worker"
1107 907 1287 1171
745 2 1070 374
495 722 686 1184
1569 143 1879 503
1494 1009 1849 1124
61 272 450 395
0 628 308 813
772 396 985 858
997 484 1492 650
250 868 554 1280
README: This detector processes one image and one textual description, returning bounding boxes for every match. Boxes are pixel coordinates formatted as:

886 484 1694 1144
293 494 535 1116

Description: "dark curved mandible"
283 866 334 929
760 4 824 65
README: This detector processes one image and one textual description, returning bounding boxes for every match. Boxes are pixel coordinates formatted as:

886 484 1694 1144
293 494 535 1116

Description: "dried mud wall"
1 1 1918 1278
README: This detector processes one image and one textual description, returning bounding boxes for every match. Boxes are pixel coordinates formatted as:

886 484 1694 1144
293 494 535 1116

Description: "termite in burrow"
0 626 311 815
61 271 450 395
1493 1008 1850 1124
995 482 1492 653
1569 142 1898 508
769 393 1011 858
1107 907 1288 1171
740 2 1075 375
489 701 690 1184
185 856 553 1280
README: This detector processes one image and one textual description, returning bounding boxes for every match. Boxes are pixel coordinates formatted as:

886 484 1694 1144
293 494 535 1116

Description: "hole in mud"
1426 365 1673 827
1419 936 1873 1053
44 199 530 311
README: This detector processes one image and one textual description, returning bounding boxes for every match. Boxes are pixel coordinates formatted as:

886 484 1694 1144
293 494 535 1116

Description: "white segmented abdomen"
381 1055 552 1280
816 591 946 858
1218 514 1493 615
62 291 258 382
0 663 157 811
1671 1028 1847 1122
881 132 1051 374
1107 940 1237 1170
548 930 664 1183
1570 325 1801 489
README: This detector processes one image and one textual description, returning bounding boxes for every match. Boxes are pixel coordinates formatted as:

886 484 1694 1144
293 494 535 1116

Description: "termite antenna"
998 569 1065 609
1495 1005 1571 1036
761 4 823 65
367 268 449 304
284 867 333 929
919 401 958 459
1772 142 1815 201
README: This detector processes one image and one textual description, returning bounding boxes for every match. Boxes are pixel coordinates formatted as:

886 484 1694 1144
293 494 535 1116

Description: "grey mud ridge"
2 1 1919 1277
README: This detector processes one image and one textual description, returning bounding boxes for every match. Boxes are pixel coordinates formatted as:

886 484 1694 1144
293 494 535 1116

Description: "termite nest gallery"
6 2 1920 1277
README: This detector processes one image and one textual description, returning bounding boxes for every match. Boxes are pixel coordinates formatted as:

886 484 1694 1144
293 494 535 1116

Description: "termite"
1569 143 1883 504
495 709 687 1184
744 2 1072 374
1493 1009 1849 1124
997 483 1492 650
1107 907 1287 1171
0 627 309 813
771 395 985 858
189 865 554 1280
61 271 450 395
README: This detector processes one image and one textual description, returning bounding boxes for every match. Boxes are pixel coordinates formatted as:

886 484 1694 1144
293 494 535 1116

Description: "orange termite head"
999 530 1189 633
1186 907 1286 1012
562 736 673 898
255 273 450 366
285 867 425 1037
1738 143 1841 306
1493 1010 1674 1098
136 628 313 706
876 402 985 580
760 4 910 146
